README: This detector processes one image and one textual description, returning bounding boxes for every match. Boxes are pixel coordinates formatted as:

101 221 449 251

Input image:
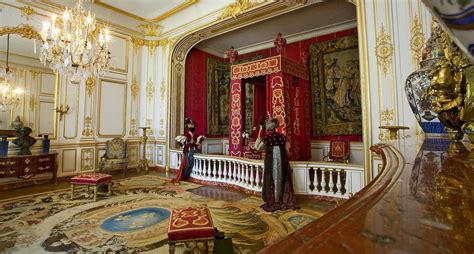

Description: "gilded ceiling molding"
95 0 198 23
219 0 264 19
137 23 163 37
375 24 394 75
0 24 41 40
410 15 425 68
20 5 35 20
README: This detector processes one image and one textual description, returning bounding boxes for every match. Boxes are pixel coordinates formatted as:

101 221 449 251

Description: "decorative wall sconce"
55 104 70 120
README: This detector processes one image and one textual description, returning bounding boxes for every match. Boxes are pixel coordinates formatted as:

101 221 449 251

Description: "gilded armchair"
99 137 128 176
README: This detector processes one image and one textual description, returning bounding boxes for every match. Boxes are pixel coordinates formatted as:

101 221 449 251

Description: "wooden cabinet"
0 153 57 185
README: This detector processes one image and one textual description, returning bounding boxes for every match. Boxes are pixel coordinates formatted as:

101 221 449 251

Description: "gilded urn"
405 35 446 135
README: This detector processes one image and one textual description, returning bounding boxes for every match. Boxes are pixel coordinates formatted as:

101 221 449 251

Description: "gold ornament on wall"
146 78 154 100
378 108 394 141
129 119 138 136
375 25 394 75
20 6 35 20
410 15 425 68
137 23 163 37
85 77 95 96
131 77 139 100
82 116 93 136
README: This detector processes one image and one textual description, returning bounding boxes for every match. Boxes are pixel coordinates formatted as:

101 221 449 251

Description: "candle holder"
137 127 151 173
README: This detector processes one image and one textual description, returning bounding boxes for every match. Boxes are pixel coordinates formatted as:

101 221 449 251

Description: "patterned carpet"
0 175 333 253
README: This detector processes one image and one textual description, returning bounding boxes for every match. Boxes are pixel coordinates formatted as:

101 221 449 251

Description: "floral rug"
0 175 331 253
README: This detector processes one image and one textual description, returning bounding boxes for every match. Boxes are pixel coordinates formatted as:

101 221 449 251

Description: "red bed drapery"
229 55 310 160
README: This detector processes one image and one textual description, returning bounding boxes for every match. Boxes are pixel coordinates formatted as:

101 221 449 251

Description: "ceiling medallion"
39 0 111 84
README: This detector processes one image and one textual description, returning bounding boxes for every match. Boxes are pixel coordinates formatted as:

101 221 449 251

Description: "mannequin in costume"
254 118 297 212
172 118 205 183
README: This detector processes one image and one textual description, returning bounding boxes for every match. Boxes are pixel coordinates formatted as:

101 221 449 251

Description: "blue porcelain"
0 136 8 157
405 23 447 135
422 0 474 61
42 135 50 154
100 207 170 232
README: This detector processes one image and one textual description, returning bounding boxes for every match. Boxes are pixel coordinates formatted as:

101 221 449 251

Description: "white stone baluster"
232 162 236 182
336 169 342 194
255 165 260 188
244 164 249 186
223 161 228 180
212 160 217 179
198 158 202 176
249 165 254 188
320 168 326 193
217 160 222 179
328 168 335 193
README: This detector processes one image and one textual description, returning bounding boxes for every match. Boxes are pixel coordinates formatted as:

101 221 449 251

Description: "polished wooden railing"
169 150 365 198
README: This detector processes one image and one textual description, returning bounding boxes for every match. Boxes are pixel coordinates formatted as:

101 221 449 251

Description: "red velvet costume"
172 120 203 183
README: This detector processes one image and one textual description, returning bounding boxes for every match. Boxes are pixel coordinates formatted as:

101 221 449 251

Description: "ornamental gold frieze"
137 23 162 37
219 0 258 19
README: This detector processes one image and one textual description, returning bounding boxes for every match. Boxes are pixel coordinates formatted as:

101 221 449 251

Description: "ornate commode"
0 153 58 186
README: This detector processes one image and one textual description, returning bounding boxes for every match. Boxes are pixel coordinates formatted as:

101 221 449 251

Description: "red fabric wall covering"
184 27 358 139
184 48 225 135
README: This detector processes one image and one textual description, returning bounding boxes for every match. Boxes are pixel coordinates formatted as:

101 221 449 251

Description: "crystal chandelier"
1 34 23 112
39 0 111 83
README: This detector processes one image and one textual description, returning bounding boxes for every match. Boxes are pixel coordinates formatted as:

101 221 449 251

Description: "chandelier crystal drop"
1 34 23 112
39 0 111 83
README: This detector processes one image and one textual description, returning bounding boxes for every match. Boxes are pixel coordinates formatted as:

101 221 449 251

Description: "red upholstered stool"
70 173 113 201
168 207 215 254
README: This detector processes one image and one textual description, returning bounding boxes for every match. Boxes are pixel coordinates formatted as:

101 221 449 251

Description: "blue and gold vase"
405 23 447 135
42 135 50 154
0 136 8 157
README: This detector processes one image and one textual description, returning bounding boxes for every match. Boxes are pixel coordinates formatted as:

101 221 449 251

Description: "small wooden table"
168 207 215 254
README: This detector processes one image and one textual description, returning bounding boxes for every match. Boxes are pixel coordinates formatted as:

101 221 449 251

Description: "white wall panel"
98 79 127 137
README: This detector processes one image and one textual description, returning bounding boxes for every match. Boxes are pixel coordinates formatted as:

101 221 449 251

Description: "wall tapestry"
207 56 262 136
309 34 362 136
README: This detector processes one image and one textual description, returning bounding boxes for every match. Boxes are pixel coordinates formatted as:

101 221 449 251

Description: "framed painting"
309 34 362 137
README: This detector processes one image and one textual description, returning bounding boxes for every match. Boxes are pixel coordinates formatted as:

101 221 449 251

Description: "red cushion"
71 173 112 185
329 140 350 160
168 207 215 241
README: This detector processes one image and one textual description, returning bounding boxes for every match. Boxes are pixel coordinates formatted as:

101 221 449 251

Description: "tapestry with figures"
309 34 362 136
206 56 262 136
